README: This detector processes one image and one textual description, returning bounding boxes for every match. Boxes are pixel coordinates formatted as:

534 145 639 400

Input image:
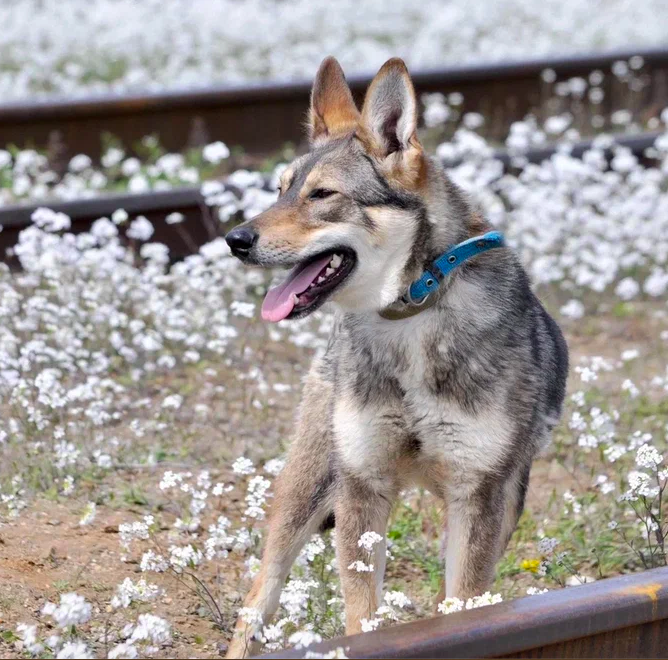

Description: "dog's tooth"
291 293 299 304
325 267 335 276
331 254 342 269
317 276 326 283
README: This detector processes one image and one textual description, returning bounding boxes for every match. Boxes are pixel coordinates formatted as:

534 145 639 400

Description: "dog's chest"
331 323 513 480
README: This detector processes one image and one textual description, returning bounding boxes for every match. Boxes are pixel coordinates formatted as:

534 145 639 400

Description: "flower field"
1 94 668 657
1 0 667 100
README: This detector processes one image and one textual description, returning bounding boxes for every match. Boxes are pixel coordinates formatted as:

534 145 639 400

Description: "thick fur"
224 57 568 658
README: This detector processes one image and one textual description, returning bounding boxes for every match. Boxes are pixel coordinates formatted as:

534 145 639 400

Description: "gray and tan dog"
224 56 568 657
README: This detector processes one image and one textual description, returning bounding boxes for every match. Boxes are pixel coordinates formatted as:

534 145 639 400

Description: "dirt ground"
1 298 666 658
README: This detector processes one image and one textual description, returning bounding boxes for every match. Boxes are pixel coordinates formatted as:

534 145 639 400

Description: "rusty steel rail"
0 187 212 266
257 567 668 659
0 130 661 263
0 47 667 161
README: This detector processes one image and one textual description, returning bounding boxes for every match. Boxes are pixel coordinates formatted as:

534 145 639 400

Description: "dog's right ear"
308 57 360 145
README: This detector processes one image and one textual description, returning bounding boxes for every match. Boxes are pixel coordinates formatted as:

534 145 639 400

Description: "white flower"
615 277 640 300
358 531 383 552
127 614 171 646
239 606 263 626
62 475 75 496
644 269 668 297
560 299 585 319
245 555 262 578
289 630 322 649
168 544 203 572
279 580 318 619
126 216 154 241
57 641 92 659
244 475 272 519
203 141 231 164
636 444 663 469
112 208 129 225
230 300 256 318
102 147 125 168
108 642 139 659
42 593 92 628
538 537 558 555
232 456 256 475
140 550 168 573
438 597 464 614
68 154 92 173
360 617 382 632
384 591 411 609
16 623 43 655
200 237 231 260
111 578 162 609
165 212 185 225
465 592 503 609
161 394 183 409
31 207 71 232
621 379 640 398
121 158 141 177
526 587 549 596
264 458 286 476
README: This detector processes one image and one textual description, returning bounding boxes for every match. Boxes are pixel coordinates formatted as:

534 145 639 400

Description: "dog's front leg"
334 478 395 635
225 419 335 658
444 469 528 599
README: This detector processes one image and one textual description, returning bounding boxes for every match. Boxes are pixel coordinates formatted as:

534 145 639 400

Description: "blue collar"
378 230 505 320
406 230 505 304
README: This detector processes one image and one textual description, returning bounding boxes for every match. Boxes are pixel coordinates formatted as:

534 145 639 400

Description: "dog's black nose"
225 226 258 256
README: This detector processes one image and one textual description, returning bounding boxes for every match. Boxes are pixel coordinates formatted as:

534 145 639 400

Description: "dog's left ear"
361 58 421 159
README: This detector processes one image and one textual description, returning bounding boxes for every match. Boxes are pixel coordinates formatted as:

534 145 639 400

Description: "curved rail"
0 47 666 161
257 567 668 659
0 131 660 263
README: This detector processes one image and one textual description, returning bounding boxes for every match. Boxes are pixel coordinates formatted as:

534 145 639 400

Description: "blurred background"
2 0 666 97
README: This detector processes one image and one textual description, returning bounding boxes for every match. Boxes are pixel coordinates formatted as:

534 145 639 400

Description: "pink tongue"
261 255 332 322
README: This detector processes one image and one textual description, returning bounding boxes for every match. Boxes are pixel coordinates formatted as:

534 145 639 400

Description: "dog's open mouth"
261 248 356 322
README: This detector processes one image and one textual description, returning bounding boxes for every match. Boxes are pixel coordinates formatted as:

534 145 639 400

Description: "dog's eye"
309 188 336 200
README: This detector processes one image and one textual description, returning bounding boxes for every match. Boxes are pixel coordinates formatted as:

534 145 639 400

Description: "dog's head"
226 57 429 322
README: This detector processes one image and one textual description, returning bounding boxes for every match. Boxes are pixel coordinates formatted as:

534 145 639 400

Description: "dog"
223 56 569 658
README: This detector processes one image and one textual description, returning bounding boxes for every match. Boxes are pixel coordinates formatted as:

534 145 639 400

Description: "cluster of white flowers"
119 515 154 554
110 614 171 658
358 531 384 552
244 475 272 520
0 139 232 206
111 578 162 609
0 0 665 100
168 544 204 573
360 591 413 632
42 592 92 628
437 591 503 614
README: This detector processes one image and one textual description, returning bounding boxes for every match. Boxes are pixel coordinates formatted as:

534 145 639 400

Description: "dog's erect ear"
309 57 360 144
361 58 421 158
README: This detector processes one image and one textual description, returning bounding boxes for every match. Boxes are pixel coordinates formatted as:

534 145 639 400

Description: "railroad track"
0 131 660 263
257 567 668 659
0 47 666 163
